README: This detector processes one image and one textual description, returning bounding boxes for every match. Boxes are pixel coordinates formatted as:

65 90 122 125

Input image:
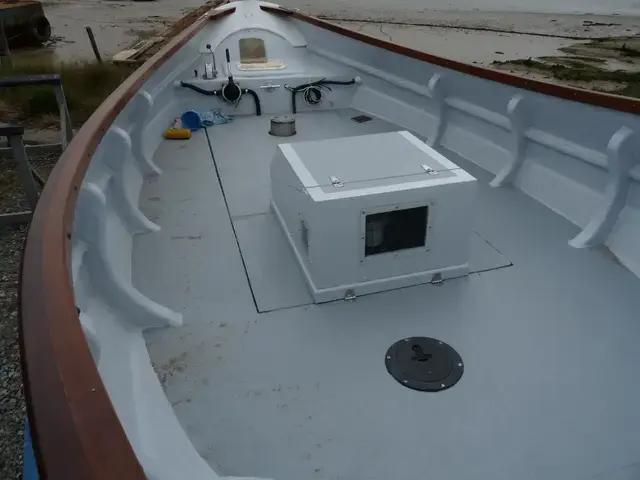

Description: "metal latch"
422 165 439 175
422 163 438 175
344 289 356 301
259 82 281 92
330 176 344 188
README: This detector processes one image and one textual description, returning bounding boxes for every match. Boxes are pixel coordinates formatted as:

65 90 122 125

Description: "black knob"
206 44 211 49
226 48 231 62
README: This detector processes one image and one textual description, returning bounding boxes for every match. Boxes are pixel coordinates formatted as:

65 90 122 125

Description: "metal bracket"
259 82 281 92
422 164 439 175
0 74 73 151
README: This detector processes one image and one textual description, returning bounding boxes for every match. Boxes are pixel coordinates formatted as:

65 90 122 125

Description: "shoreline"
319 14 636 40
13 1 640 62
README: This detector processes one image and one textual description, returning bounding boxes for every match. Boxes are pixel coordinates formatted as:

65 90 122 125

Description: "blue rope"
200 109 233 126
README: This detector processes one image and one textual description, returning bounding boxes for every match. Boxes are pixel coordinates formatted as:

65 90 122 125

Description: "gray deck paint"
135 113 640 480
233 212 314 312
207 109 398 218
234 211 510 312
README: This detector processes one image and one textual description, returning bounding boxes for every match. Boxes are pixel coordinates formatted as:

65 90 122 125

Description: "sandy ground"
13 1 639 66
18 0 205 61
334 21 581 65
280 0 640 16
312 11 640 66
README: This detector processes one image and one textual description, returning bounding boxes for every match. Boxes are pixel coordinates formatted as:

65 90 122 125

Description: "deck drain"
385 337 463 392
351 114 372 123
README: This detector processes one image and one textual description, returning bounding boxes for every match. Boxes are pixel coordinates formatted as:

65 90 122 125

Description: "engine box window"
364 206 428 256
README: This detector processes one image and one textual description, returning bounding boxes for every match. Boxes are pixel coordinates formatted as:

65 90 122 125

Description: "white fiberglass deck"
134 110 640 480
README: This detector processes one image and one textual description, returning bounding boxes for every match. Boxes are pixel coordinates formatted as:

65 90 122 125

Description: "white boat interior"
64 1 640 479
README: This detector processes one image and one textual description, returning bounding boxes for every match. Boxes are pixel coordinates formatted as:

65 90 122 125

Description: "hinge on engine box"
330 175 344 188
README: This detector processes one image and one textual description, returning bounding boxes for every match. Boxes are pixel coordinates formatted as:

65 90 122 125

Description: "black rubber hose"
320 79 358 86
290 79 357 113
242 88 262 116
292 89 298 116
181 82 261 116
180 81 220 96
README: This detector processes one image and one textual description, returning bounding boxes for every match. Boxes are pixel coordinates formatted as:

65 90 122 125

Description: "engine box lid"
285 131 460 194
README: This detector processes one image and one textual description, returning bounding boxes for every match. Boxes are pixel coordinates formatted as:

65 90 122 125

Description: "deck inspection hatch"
351 114 372 123
385 337 464 392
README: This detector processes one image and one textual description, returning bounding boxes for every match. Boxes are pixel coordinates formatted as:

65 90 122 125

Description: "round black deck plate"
385 337 463 392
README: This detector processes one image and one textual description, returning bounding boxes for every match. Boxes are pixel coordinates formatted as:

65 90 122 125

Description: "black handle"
225 49 231 63
206 43 211 49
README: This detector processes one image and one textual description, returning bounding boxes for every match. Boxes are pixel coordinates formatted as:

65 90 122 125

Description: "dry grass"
0 60 136 128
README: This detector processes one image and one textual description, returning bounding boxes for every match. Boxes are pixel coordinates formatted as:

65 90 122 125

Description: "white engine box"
270 131 477 303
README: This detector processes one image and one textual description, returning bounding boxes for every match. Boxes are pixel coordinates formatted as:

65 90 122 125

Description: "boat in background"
19 1 640 479
0 1 51 48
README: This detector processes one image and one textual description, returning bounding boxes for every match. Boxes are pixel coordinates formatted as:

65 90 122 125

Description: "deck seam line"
230 211 271 221
204 127 260 314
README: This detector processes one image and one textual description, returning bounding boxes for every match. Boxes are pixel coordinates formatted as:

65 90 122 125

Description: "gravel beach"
0 151 58 480
0 224 27 480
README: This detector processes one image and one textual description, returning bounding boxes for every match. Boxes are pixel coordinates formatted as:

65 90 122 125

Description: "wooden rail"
18 5 233 479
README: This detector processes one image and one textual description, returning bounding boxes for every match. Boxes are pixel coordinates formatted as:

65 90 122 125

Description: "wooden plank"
113 0 225 64
85 26 102 63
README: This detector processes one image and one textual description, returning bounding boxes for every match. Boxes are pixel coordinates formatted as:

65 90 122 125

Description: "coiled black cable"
180 82 262 116
288 78 357 114
302 85 325 106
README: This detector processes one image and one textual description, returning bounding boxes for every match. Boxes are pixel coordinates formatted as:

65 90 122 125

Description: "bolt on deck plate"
385 337 463 392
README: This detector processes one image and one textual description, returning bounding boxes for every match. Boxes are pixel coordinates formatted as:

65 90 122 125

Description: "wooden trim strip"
18 5 234 480
260 5 640 115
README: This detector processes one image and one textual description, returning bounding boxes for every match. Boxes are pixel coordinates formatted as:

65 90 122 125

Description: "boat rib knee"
131 90 162 176
75 183 181 329
570 127 639 248
491 95 527 187
104 127 160 234
427 74 446 148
